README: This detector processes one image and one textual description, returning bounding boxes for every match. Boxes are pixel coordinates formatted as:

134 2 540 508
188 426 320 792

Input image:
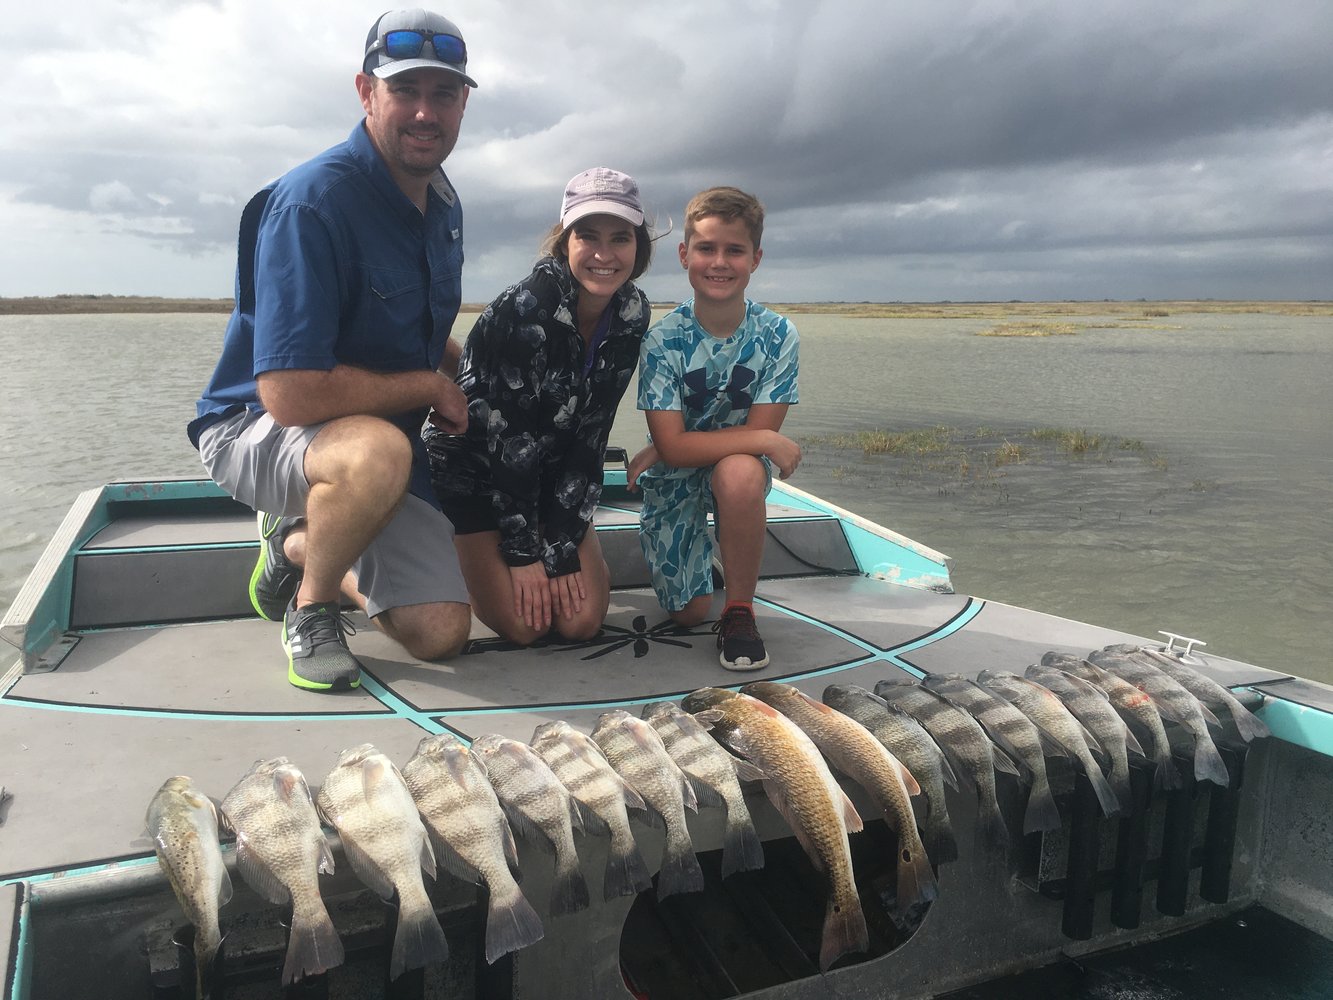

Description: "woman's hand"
509 562 552 632
549 570 587 621
626 443 659 493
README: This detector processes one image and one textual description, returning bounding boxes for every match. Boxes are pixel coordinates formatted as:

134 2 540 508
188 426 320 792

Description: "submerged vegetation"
808 424 1172 505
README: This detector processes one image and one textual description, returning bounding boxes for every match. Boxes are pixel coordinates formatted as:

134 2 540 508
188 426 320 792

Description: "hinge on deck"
25 633 81 673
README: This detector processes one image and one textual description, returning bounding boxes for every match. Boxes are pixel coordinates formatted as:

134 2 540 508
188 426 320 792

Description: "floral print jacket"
426 257 649 576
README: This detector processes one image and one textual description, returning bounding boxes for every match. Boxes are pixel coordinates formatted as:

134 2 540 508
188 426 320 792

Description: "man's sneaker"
714 604 770 672
249 512 301 621
283 601 363 691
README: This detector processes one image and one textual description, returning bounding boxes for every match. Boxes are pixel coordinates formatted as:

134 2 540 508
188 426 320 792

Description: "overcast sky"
3 0 1331 304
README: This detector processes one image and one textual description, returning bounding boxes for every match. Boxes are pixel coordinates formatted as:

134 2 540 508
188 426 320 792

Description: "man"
188 10 477 691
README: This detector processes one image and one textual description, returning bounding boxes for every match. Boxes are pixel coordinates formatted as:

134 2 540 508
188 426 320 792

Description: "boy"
630 186 800 671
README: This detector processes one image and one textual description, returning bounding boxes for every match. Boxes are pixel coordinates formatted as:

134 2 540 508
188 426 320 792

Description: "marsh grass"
979 322 1079 337
770 300 1333 319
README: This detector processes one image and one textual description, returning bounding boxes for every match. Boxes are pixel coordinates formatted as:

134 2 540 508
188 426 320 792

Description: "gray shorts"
198 409 467 617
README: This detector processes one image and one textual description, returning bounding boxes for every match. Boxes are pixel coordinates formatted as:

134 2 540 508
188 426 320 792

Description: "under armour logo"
683 366 755 411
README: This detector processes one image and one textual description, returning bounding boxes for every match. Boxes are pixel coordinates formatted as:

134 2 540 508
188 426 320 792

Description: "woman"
426 167 654 644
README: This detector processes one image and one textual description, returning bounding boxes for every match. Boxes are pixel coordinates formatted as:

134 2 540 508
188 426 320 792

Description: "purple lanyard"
582 306 613 377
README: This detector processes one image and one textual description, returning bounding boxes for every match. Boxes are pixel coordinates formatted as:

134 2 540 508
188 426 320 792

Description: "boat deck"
0 477 1320 1000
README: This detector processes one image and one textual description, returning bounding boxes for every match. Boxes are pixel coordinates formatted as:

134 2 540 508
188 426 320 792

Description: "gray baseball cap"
363 9 479 87
560 168 644 229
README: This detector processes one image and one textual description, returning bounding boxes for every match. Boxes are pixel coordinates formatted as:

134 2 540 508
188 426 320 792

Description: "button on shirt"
189 121 464 506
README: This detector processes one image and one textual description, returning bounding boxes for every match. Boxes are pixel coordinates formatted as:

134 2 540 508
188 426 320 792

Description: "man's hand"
426 374 469 435
626 443 659 493
766 431 802 479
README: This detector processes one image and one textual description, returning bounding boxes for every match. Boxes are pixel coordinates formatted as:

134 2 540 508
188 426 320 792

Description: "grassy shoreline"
1 294 1329 317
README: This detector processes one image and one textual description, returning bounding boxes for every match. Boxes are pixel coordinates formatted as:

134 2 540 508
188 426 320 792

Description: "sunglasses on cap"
371 29 467 66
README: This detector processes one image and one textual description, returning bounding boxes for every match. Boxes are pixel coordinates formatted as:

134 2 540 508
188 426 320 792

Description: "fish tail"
1194 736 1231 788
655 830 705 900
484 882 544 964
603 828 653 899
282 900 345 986
1155 751 1184 791
720 808 765 879
977 795 1011 852
1232 705 1272 742
1022 775 1062 834
550 848 591 915
922 808 960 865
389 897 449 981
192 926 223 1000
894 835 939 911
819 891 869 971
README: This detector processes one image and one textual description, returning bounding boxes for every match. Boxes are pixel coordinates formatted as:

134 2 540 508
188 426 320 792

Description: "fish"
530 720 654 899
873 677 1014 852
921 673 1063 834
976 670 1122 818
590 710 704 899
401 734 544 964
825 683 960 864
146 776 232 999
743 681 937 912
641 700 765 878
1126 644 1271 743
1043 651 1183 790
1087 646 1231 787
1024 662 1145 812
681 688 868 971
220 758 344 985
316 744 449 980
469 734 591 915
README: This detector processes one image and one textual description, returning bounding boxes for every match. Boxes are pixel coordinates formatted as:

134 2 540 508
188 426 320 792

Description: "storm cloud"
2 0 1329 302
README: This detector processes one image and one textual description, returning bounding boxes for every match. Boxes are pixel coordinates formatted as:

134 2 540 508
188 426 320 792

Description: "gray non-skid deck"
0 482 1306 1000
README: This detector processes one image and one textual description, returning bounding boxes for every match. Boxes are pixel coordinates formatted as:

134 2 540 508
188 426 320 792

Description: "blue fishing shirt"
189 121 465 506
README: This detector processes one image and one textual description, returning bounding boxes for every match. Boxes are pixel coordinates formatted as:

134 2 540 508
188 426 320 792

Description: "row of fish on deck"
145 641 1270 995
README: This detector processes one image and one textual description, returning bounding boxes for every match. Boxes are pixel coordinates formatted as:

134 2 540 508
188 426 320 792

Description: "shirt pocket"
348 267 432 370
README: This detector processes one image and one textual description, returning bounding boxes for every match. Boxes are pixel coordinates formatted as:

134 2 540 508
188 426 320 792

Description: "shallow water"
2 310 1330 681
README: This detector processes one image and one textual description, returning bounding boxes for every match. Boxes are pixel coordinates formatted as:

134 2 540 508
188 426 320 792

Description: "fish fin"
603 829 654 899
687 776 728 810
720 806 765 878
691 708 725 730
891 754 922 797
316 835 335 876
484 883 544 964
418 830 437 880
991 745 1023 777
618 777 648 813
500 820 522 879
430 831 483 886
498 803 558 851
1199 703 1224 729
550 856 591 915
655 840 705 900
732 758 766 783
934 741 978 794
1035 729 1073 759
1085 763 1123 818
282 901 344 985
339 832 396 900
218 865 234 908
1121 725 1146 758
1155 753 1185 791
1022 776 1062 834
679 772 700 813
819 893 869 972
566 795 588 836
232 833 293 906
1194 737 1231 787
841 790 864 834
389 899 449 981
1076 720 1109 760
1149 695 1193 726
1232 704 1272 742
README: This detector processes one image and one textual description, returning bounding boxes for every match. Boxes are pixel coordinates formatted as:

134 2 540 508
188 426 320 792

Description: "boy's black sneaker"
283 600 363 691
714 604 770 672
249 512 301 621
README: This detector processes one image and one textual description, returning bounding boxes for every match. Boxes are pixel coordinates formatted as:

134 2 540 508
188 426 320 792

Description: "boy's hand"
626 444 659 492
509 562 552 632
766 432 802 479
